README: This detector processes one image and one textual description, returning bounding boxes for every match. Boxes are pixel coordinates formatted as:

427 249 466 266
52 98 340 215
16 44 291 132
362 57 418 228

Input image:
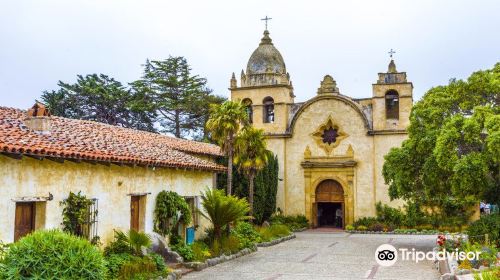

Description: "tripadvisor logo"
375 244 481 267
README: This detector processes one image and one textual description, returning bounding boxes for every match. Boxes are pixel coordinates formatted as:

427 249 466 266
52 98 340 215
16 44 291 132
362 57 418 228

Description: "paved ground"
184 231 440 280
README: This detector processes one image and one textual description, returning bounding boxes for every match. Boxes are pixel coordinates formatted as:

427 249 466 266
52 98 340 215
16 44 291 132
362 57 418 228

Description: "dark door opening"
317 202 343 228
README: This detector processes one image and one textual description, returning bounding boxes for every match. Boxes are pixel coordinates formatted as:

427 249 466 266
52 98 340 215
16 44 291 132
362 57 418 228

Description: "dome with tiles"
246 30 286 75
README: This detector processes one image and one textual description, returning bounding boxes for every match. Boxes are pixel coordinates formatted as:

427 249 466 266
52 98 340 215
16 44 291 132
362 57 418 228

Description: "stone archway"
314 179 345 228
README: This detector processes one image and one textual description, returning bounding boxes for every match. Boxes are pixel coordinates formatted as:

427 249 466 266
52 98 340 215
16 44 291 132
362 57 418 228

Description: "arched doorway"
315 179 344 228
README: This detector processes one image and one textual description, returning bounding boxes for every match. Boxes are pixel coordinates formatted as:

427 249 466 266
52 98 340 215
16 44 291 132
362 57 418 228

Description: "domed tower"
230 29 294 135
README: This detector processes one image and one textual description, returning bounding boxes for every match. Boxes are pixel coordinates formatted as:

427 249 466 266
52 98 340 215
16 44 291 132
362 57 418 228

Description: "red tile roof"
0 106 225 172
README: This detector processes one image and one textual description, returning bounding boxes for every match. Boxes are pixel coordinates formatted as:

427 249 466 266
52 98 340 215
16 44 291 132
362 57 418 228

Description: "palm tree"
200 188 250 241
234 126 268 216
206 101 248 195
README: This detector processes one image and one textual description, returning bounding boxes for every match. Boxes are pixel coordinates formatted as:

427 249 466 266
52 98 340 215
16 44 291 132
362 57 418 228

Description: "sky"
1 0 499 109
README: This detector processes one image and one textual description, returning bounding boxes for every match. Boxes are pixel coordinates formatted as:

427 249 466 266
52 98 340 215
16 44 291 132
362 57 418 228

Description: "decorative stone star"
311 116 348 155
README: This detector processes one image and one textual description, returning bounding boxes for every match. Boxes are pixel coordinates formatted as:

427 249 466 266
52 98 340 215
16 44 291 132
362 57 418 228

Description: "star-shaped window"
322 127 338 144
311 116 348 155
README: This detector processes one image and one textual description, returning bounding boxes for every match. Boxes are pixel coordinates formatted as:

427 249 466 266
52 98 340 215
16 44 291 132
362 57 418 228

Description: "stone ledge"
257 233 296 247
183 245 258 272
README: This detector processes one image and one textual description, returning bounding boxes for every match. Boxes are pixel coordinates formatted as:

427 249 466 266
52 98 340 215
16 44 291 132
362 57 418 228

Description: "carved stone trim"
301 160 357 168
311 115 348 155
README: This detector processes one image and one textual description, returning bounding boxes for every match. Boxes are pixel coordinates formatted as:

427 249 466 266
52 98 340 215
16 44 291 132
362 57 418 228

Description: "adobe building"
0 103 224 244
229 29 413 228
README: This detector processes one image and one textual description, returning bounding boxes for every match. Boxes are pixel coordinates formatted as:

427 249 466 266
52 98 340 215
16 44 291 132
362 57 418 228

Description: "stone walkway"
184 231 440 280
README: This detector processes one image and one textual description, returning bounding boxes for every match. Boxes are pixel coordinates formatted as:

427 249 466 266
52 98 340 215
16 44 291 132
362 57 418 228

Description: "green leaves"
42 74 157 132
0 230 106 279
383 63 500 225
200 188 250 241
153 191 192 236
132 56 226 139
60 191 93 238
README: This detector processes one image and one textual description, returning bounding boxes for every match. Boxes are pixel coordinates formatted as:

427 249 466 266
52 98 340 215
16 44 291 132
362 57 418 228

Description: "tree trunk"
175 109 181 138
249 173 255 216
227 144 233 195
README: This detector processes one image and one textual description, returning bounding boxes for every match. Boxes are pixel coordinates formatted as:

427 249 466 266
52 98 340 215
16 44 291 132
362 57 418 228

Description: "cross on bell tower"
388 49 396 58
261 15 272 30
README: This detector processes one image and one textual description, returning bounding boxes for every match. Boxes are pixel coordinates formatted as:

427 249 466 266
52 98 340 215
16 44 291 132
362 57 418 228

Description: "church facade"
229 30 413 228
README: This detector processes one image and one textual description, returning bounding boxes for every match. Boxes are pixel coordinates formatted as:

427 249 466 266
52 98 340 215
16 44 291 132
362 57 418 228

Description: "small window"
263 96 274 123
242 98 253 123
385 90 399 120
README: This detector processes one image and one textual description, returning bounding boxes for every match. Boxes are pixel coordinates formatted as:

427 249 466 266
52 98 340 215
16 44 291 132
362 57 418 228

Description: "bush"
356 225 368 231
376 202 404 227
258 224 291 242
0 230 106 279
154 191 191 236
192 241 211 262
270 214 309 231
220 235 241 255
353 217 378 228
118 257 158 279
171 242 194 262
232 222 261 249
467 214 500 246
105 253 135 279
368 222 385 232
103 230 151 257
345 225 355 231
148 252 166 273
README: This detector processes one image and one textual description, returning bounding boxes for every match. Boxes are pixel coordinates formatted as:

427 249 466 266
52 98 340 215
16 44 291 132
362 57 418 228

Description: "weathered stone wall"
284 97 375 218
0 156 214 244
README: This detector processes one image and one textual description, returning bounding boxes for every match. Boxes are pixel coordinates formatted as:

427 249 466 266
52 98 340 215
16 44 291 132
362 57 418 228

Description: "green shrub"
60 191 94 238
467 214 500 246
118 257 157 279
0 230 106 279
345 225 355 231
154 190 191 236
191 241 211 261
269 214 309 231
259 224 291 241
376 202 404 227
356 225 368 231
104 230 151 257
232 222 261 249
104 230 134 256
368 222 385 232
217 235 241 255
105 253 135 279
148 253 166 273
353 217 378 228
171 242 194 262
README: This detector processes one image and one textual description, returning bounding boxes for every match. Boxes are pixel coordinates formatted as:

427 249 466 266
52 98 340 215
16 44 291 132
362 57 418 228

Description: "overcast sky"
1 0 499 109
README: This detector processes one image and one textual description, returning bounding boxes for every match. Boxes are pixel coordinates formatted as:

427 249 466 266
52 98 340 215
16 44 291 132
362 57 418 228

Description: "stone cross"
388 49 396 58
261 16 272 30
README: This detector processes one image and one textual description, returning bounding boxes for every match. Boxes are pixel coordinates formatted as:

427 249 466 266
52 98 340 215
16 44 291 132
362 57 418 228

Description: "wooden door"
15 202 35 241
130 196 140 231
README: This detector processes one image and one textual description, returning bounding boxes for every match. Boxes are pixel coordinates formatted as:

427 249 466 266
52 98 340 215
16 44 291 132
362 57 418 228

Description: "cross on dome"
261 16 272 30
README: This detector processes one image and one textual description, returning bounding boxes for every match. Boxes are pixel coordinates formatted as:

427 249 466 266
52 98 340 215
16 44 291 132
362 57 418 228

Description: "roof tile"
0 106 225 172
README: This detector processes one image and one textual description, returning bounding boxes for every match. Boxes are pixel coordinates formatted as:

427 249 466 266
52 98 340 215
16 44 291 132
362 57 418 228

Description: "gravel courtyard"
184 231 440 280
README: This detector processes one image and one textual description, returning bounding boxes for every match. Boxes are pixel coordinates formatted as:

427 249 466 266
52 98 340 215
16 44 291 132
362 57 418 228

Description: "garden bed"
183 233 296 273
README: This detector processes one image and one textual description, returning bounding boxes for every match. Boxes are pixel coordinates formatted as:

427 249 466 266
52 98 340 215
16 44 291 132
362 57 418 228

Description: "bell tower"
371 55 413 131
229 29 294 135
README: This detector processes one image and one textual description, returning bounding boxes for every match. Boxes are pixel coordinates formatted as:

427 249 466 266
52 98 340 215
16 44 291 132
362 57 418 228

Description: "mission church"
229 27 413 228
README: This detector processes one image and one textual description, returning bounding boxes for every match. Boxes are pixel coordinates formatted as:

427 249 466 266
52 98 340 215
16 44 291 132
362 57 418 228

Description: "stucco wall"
0 155 215 244
284 97 375 218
